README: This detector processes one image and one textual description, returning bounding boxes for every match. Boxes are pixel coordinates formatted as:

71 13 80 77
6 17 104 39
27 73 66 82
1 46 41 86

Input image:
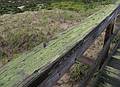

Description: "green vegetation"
45 0 116 11
70 62 89 81
0 9 82 63
0 0 116 15
0 0 110 64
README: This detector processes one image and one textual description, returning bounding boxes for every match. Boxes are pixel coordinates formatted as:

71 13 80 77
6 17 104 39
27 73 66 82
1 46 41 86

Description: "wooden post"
100 21 115 68
103 23 114 55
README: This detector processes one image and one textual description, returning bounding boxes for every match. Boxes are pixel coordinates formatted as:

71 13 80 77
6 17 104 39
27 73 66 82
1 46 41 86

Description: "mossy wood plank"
0 4 120 87
97 66 120 87
100 73 120 87
97 47 120 87
108 58 120 70
108 50 120 70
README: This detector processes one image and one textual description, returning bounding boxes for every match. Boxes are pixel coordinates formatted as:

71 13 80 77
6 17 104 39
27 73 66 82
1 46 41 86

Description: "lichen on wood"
0 4 119 87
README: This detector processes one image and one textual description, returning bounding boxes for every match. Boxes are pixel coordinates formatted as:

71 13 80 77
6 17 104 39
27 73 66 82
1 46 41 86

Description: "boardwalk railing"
80 16 120 87
0 3 120 87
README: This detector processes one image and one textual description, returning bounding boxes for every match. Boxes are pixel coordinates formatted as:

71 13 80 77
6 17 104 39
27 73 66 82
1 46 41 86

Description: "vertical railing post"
99 21 115 68
103 23 114 56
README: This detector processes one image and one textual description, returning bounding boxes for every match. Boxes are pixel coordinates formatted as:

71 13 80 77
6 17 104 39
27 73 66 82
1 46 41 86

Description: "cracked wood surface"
0 3 120 87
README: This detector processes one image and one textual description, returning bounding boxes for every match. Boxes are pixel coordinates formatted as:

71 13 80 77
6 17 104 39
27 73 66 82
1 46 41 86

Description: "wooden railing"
38 5 120 87
0 3 120 87
80 18 120 87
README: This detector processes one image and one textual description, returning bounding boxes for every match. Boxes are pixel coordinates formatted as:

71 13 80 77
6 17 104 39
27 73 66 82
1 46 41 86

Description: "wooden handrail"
38 5 120 87
0 4 120 87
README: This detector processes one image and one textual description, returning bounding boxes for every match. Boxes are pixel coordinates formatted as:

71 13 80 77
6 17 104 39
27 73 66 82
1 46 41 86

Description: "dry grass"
0 4 104 64
0 9 85 62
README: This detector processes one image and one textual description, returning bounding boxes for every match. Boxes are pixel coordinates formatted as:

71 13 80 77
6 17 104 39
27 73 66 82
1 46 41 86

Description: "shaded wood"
89 38 120 87
104 22 114 56
79 22 120 87
100 73 120 87
77 56 94 66
108 58 120 70
99 20 114 69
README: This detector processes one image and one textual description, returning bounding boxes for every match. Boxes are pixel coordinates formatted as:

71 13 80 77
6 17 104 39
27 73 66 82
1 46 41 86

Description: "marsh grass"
0 1 107 63
0 9 83 62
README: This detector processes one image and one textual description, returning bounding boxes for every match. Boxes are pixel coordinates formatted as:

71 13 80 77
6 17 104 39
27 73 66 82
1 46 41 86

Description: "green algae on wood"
0 4 119 87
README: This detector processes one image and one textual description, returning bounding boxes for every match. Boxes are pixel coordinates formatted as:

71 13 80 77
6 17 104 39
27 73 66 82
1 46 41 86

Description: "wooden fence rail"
0 3 120 87
39 5 120 87
38 5 120 87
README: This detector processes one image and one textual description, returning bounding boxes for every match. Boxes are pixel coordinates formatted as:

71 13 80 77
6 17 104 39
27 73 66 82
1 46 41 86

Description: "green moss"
0 4 119 87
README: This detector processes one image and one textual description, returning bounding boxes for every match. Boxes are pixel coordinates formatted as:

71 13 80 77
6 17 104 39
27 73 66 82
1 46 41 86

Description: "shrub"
70 61 89 81
0 0 116 15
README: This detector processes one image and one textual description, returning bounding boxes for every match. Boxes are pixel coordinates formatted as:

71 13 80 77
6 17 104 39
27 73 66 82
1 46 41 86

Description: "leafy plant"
70 62 89 81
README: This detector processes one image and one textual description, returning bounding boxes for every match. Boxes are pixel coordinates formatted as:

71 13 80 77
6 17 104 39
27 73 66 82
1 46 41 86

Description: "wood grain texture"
38 5 120 87
0 3 120 87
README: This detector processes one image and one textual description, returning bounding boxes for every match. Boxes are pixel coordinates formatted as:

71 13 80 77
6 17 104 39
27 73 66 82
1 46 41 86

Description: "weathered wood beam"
77 56 94 66
0 3 120 87
104 20 115 53
99 20 115 69
37 5 120 87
